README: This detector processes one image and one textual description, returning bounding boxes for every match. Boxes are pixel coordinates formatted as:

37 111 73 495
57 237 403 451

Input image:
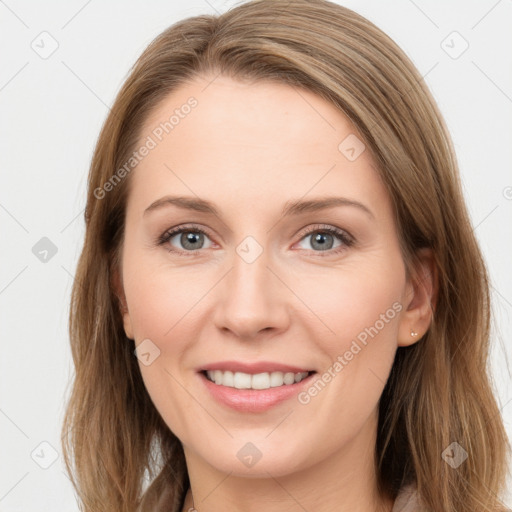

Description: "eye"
157 224 213 255
157 223 354 257
295 224 354 256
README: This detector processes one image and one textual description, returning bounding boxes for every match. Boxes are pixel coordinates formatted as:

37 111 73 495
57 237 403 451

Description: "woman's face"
117 75 422 478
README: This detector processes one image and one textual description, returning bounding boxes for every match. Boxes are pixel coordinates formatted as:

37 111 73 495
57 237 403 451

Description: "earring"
410 329 418 337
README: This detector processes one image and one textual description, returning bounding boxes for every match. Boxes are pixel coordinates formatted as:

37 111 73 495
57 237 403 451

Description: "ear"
112 266 134 341
397 248 438 347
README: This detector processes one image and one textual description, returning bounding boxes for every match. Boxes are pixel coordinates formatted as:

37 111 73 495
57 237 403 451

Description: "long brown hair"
61 1 511 510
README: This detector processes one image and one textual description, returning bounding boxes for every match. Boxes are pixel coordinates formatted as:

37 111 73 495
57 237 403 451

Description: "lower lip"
199 371 317 412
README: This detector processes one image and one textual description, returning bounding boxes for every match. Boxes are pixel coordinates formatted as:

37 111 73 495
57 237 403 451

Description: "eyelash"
156 223 354 257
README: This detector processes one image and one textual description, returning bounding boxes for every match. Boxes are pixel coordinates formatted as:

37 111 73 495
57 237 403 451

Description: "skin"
114 75 436 512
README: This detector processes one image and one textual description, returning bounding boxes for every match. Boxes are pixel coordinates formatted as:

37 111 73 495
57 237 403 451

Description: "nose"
212 247 290 341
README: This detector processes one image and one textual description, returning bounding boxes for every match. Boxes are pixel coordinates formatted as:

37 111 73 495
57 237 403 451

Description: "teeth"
205 370 310 389
252 372 270 389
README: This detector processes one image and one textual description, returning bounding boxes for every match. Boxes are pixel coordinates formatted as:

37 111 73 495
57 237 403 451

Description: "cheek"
296 258 405 351
124 243 406 361
123 262 206 439
292 257 405 426
124 256 205 345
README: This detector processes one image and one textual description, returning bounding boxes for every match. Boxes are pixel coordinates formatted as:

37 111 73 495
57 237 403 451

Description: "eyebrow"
143 195 375 220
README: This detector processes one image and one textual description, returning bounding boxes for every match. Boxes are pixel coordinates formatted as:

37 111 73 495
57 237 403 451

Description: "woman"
61 1 511 511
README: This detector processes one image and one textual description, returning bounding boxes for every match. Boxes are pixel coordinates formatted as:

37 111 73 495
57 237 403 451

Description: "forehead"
127 75 388 218
141 74 357 156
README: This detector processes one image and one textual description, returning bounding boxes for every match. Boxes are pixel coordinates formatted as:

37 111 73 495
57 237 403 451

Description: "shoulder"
391 484 512 512
391 483 422 512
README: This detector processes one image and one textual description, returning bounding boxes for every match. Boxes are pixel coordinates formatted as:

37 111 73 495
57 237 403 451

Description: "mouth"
201 369 317 390
197 367 318 413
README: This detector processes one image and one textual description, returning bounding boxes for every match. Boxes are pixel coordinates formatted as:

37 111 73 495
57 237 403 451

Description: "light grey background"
1 0 511 510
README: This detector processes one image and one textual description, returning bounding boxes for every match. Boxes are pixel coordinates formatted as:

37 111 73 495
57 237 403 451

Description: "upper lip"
198 361 315 374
